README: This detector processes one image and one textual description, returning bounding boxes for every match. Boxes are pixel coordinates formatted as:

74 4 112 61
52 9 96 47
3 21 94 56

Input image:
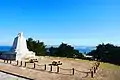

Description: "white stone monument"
10 32 36 61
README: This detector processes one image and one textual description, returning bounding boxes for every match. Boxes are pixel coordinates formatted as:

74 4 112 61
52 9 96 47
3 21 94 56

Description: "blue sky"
0 0 120 46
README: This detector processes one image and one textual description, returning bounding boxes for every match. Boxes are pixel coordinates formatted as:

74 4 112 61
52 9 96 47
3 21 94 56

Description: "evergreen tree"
48 43 83 58
26 38 46 56
88 43 120 65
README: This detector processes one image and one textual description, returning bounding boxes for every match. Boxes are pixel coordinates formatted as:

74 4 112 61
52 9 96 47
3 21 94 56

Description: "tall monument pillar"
10 32 35 61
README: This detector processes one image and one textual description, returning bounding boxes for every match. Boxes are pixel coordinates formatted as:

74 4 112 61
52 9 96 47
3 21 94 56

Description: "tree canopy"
26 38 83 59
48 43 84 58
26 38 47 56
88 43 120 65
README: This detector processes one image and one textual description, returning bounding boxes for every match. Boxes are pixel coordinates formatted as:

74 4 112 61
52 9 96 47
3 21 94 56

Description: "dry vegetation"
92 62 120 80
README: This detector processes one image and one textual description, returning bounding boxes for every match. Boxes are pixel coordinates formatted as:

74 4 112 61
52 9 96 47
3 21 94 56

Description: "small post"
25 62 26 67
17 60 18 65
98 62 100 65
97 62 100 67
7 60 8 63
90 69 94 78
20 61 22 66
93 67 96 73
57 66 59 73
10 60 12 64
50 65 52 72
44 64 46 70
72 68 74 75
34 63 35 68
96 63 98 67
4 60 5 63
96 65 98 70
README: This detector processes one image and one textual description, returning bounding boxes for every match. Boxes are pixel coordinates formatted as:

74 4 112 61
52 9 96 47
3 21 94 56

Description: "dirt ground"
0 56 120 80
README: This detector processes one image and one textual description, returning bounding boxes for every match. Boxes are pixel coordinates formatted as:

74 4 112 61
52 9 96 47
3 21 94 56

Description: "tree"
26 38 46 56
49 47 58 56
88 43 120 65
48 43 84 58
26 38 83 59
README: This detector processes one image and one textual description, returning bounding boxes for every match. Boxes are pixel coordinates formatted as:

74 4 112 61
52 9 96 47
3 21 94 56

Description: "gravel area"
0 57 119 80
0 57 94 80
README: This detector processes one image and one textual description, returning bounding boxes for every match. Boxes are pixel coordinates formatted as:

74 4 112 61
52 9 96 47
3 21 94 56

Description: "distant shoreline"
0 46 95 53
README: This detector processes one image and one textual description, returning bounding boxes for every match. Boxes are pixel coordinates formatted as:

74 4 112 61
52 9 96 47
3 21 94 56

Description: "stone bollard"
57 66 59 73
72 68 75 75
44 64 46 70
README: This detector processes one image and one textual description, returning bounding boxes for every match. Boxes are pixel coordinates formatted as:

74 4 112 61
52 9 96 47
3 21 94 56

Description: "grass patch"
100 62 120 70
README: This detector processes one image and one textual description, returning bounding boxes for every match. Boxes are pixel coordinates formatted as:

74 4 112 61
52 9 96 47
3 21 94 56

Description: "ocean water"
0 46 95 53
74 46 96 53
0 46 11 51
